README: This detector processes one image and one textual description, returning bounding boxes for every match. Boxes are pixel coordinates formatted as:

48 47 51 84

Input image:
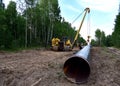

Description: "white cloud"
58 0 81 13
76 0 119 13
65 5 80 13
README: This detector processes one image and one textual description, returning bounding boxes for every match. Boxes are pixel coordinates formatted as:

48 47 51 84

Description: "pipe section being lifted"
63 44 91 84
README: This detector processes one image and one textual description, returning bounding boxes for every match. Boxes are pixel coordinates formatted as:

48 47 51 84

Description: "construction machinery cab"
52 37 72 51
59 37 72 51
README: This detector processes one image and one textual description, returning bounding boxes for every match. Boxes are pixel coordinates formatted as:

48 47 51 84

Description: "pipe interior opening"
63 57 90 83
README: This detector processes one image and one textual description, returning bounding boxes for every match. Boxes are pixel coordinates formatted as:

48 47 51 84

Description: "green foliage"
77 36 86 44
93 4 120 47
91 39 97 46
0 0 85 50
105 35 113 47
0 6 13 49
94 29 113 47
0 8 6 48
95 29 101 46
112 11 120 47
5 1 17 47
101 31 106 46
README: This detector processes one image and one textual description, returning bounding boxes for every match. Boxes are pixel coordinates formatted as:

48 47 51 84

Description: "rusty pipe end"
63 56 90 84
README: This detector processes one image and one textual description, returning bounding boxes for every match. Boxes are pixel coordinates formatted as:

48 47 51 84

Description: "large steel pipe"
63 44 91 83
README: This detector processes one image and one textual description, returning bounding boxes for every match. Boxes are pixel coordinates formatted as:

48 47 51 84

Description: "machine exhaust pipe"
63 44 91 83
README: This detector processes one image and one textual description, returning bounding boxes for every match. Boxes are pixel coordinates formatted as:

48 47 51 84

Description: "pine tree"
112 3 120 47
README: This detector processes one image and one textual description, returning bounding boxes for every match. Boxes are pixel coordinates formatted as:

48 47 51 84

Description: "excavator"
51 8 90 51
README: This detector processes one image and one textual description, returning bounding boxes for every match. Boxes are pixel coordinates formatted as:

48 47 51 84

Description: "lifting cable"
71 10 84 25
87 13 91 42
71 8 91 42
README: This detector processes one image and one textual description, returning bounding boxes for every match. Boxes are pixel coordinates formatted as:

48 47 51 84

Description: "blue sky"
3 0 120 40
58 0 120 40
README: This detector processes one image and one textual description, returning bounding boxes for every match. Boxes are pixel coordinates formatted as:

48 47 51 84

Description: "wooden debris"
31 78 41 86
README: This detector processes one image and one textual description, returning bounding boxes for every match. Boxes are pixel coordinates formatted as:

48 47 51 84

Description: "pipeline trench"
0 47 120 86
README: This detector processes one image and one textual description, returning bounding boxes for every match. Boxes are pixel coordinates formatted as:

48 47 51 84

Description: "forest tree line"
0 0 120 50
91 4 120 48
0 0 85 50
91 29 113 47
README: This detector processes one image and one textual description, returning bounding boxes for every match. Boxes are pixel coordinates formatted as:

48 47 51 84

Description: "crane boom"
71 8 90 49
51 8 90 51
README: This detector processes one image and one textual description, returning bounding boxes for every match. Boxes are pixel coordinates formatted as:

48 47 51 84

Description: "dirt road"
0 47 120 86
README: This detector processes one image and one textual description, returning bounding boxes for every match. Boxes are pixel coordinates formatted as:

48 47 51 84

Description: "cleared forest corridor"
0 47 120 86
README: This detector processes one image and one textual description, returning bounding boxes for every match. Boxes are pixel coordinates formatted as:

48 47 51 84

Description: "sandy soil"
0 47 120 86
